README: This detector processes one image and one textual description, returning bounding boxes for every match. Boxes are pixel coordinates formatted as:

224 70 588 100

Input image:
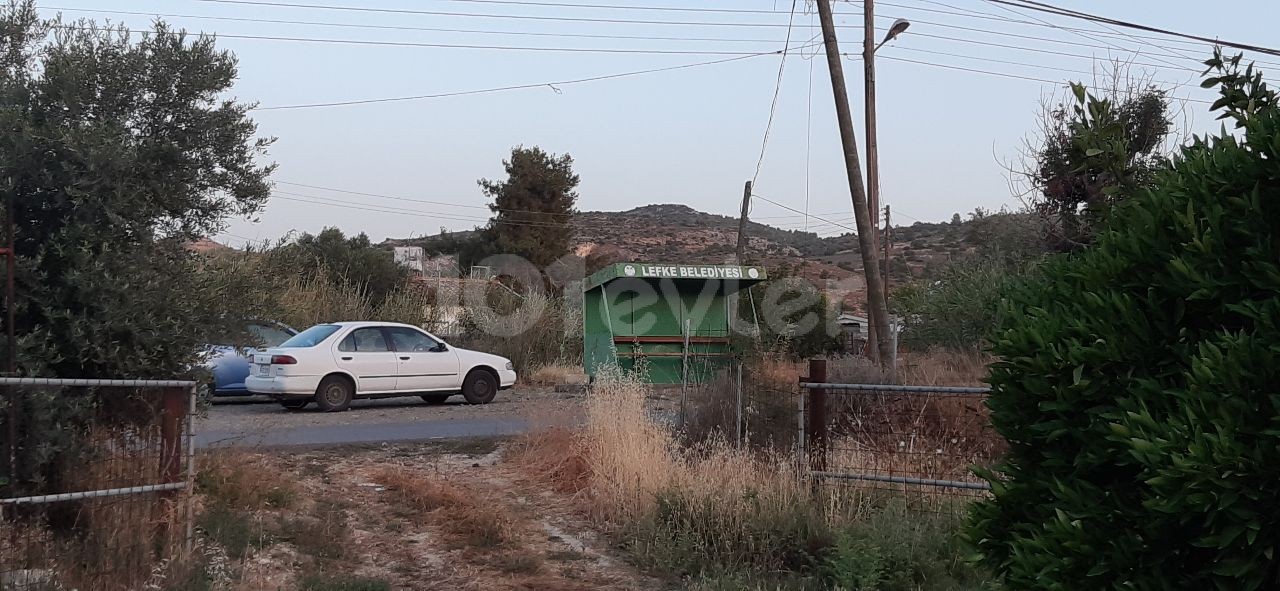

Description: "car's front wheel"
314 376 354 412
461 370 498 405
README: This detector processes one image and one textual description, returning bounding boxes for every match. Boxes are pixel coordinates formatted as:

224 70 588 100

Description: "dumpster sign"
622 264 762 280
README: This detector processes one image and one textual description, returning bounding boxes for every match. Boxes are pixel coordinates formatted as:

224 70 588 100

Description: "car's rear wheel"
461 370 498 405
314 376 354 412
421 393 451 405
280 399 309 411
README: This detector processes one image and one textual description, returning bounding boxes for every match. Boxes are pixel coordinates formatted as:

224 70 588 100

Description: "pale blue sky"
41 1 1280 244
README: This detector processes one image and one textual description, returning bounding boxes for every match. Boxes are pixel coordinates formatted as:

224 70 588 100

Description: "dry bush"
370 468 470 515
507 427 592 494
371 467 516 549
577 369 679 524
896 348 991 386
275 272 374 328
453 291 582 374
198 450 298 510
525 362 584 387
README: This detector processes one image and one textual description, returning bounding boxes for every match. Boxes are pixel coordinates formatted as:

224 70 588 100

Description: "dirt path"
199 439 662 591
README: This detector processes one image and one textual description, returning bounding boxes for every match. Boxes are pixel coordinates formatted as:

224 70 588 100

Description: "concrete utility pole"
883 205 892 296
735 180 752 264
863 0 882 296
814 0 894 367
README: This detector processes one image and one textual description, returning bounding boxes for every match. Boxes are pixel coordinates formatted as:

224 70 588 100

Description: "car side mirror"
432 342 448 353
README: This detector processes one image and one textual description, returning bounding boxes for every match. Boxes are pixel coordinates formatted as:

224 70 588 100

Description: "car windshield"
279 324 340 348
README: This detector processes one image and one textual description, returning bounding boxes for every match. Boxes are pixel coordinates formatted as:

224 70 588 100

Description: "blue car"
207 322 297 397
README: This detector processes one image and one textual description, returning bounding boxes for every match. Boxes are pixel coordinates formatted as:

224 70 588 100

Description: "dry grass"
526 362 585 387
896 348 992 386
371 467 517 549
198 450 299 510
514 364 996 588
507 427 593 494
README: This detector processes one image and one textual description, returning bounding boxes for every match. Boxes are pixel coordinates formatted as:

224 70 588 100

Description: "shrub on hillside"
968 53 1280 589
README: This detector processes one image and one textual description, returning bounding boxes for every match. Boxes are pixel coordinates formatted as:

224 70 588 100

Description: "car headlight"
505 361 514 371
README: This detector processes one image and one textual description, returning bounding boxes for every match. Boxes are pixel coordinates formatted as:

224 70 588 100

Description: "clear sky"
40 0 1280 245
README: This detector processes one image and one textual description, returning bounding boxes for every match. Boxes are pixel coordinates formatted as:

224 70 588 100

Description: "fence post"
735 362 744 446
807 359 828 473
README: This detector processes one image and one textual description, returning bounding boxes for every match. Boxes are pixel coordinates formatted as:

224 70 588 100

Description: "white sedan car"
245 321 516 412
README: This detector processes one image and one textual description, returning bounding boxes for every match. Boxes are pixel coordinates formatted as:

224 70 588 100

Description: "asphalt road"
196 416 541 447
196 387 585 448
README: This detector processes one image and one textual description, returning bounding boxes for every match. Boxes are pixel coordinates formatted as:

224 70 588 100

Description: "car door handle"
400 356 411 360
341 356 353 361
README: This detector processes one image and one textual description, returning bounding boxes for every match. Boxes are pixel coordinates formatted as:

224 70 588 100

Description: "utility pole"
863 0 882 284
815 0 893 367
735 180 752 264
883 205 891 296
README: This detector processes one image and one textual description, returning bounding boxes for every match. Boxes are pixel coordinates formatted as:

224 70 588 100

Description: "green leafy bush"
892 256 1021 350
969 53 1280 590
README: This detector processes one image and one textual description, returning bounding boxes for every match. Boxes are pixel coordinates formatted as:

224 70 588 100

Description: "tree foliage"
1028 79 1172 250
891 256 1017 351
0 4 273 378
969 53 1280 590
470 146 578 269
271 227 407 304
0 3 272 495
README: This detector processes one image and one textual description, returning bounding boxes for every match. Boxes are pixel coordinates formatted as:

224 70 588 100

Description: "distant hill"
389 204 975 305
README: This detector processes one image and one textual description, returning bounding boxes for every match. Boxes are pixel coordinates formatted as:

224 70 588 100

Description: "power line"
751 0 798 186
985 0 1280 57
40 4 1213 70
44 6 796 44
49 6 1204 74
51 5 1248 76
189 0 812 28
979 0 1191 75
51 25 792 55
169 0 1280 68
752 193 858 234
906 31 1198 74
255 51 780 110
876 54 1214 104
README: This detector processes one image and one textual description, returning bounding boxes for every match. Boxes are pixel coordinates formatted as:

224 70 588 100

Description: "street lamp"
875 19 912 52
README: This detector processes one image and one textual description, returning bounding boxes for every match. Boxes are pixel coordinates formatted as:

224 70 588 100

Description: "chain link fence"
1 378 196 590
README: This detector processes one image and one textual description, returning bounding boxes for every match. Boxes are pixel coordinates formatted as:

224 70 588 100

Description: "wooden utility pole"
735 180 752 264
814 0 894 366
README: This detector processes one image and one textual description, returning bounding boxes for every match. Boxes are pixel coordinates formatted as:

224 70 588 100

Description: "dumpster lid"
584 262 768 291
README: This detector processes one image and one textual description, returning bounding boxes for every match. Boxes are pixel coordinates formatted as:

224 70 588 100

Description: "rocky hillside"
395 203 974 288
574 204 973 284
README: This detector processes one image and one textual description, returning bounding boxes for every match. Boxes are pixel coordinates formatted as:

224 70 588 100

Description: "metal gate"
798 360 1000 506
1 378 197 590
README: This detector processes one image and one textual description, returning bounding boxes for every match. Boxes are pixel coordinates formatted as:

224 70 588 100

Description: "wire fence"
799 361 1003 513
0 378 196 590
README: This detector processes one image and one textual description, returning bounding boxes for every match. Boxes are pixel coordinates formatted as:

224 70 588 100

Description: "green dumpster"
583 262 767 384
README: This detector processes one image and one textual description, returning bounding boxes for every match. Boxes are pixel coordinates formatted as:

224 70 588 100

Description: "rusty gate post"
807 359 828 473
159 387 186 486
